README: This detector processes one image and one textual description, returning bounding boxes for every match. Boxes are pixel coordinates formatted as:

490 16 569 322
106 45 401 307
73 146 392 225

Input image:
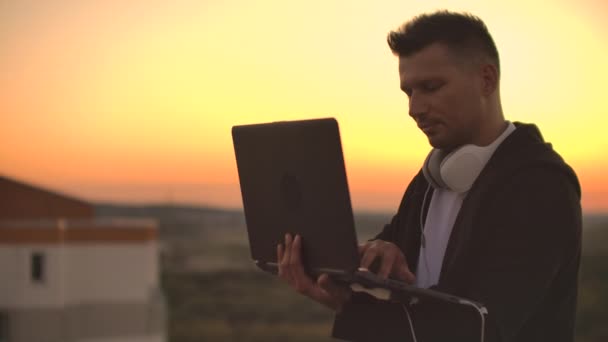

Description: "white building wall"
64 242 159 304
0 241 159 308
0 245 66 309
0 247 18 306
0 247 19 306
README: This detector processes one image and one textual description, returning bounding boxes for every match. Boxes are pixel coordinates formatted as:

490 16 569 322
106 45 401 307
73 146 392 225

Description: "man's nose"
408 93 428 119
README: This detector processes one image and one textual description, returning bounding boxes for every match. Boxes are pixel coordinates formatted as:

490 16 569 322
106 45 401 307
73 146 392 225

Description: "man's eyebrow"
401 77 442 91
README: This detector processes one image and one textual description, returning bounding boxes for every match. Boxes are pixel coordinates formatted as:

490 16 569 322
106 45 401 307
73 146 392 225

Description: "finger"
359 245 379 270
318 274 351 310
317 273 330 286
277 242 284 260
281 234 293 282
395 264 416 284
277 243 284 276
285 233 293 246
318 274 345 296
283 233 292 263
291 234 302 264
290 235 313 293
378 251 395 279
358 242 370 255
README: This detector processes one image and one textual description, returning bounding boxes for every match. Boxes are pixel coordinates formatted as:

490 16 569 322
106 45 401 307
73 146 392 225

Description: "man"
277 11 581 342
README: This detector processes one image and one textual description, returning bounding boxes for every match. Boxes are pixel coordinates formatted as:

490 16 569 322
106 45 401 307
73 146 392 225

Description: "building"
0 176 166 342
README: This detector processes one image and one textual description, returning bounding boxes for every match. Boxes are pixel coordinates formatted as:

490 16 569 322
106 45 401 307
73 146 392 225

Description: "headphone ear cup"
440 146 487 193
423 149 448 189
424 135 505 193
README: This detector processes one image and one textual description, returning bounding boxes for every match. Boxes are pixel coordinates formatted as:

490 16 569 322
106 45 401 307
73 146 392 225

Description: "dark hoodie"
333 122 582 342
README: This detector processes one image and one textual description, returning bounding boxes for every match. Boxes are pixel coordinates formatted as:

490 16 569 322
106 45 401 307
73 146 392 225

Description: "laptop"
231 117 487 308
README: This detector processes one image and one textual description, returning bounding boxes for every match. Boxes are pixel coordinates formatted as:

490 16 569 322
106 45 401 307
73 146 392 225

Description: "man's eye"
422 82 442 92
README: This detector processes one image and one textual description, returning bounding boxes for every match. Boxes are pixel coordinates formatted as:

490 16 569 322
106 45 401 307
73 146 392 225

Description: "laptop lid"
231 118 360 274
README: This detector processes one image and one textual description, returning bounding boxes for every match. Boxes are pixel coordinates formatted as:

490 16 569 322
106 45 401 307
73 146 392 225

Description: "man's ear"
480 63 499 96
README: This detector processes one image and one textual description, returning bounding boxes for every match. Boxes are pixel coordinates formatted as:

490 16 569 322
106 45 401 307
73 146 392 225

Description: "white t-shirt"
415 122 516 288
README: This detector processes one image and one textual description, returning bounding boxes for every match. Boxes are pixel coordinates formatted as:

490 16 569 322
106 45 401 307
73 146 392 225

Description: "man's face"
399 43 485 150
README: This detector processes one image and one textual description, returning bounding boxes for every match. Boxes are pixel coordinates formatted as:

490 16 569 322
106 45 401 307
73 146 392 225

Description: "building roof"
0 176 159 244
0 175 93 219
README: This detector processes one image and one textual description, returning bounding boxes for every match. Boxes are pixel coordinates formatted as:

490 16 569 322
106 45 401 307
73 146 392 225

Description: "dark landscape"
96 204 608 342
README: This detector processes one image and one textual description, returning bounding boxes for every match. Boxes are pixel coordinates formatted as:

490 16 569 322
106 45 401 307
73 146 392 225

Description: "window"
31 252 45 283
0 312 8 342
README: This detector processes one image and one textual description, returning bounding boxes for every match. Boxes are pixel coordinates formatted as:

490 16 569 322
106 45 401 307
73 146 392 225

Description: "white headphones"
422 144 496 194
422 123 516 193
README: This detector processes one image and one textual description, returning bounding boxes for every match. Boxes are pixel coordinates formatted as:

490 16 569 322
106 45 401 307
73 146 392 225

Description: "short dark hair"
387 11 500 74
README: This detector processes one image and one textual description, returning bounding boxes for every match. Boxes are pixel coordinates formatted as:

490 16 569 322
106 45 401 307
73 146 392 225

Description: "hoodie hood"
487 122 581 199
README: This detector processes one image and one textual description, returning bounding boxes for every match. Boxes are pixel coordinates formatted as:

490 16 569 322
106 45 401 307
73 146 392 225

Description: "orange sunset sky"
1 0 607 213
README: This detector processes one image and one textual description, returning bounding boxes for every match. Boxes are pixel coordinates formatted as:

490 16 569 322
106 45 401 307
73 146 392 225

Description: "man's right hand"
359 240 416 284
277 233 352 312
